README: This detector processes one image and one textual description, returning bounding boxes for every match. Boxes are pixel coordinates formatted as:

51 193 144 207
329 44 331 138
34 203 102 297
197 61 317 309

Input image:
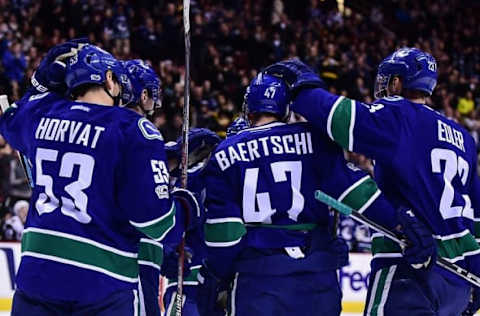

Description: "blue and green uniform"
203 121 400 315
292 89 480 315
0 92 185 315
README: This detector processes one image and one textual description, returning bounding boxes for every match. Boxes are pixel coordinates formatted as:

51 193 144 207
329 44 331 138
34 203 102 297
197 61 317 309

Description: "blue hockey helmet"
226 117 250 137
244 72 291 120
122 59 161 110
374 47 437 99
65 44 132 106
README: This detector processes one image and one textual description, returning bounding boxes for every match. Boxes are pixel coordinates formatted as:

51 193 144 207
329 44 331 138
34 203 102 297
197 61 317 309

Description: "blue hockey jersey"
203 121 398 279
0 92 180 303
292 89 480 280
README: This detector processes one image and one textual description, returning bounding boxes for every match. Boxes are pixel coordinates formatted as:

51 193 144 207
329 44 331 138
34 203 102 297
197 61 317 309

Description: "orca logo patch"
138 118 163 141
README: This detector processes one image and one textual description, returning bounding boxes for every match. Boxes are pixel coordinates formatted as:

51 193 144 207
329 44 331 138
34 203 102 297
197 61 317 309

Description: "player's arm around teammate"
266 52 480 316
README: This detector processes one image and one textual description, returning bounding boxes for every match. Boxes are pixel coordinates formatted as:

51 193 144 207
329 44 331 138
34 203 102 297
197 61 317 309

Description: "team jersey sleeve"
320 145 398 230
0 90 52 154
117 117 178 243
203 153 247 279
293 88 402 162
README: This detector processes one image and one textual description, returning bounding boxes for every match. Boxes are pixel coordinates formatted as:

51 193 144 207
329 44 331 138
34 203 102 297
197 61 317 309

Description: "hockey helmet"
244 73 291 120
122 59 161 110
374 47 437 99
65 44 132 106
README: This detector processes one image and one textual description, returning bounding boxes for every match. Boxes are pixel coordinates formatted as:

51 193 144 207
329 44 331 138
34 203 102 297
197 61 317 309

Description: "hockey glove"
462 287 480 316
160 244 193 279
197 262 228 316
171 188 201 230
32 38 89 94
397 209 436 270
169 128 221 176
263 58 325 94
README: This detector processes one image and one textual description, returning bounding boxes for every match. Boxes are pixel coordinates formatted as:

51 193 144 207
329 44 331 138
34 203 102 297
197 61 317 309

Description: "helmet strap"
103 85 121 106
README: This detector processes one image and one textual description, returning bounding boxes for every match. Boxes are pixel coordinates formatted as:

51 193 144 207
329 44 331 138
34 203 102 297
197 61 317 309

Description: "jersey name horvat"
215 131 313 171
35 116 106 149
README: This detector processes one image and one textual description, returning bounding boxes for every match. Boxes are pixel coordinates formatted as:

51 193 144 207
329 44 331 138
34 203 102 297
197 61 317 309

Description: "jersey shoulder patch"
138 117 164 141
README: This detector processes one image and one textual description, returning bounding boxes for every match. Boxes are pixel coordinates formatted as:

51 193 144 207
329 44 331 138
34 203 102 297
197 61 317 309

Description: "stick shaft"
315 190 480 288
17 152 34 188
175 1 191 315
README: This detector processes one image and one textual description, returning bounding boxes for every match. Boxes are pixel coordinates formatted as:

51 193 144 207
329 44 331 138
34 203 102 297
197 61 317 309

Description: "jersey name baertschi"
215 131 313 171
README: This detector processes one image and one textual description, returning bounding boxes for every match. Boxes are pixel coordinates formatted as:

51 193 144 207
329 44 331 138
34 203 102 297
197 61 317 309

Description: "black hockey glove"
263 58 325 95
160 244 193 280
32 38 89 94
397 208 436 270
197 262 229 316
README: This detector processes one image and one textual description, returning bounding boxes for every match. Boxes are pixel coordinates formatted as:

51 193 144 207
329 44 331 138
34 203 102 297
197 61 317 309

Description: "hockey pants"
226 270 341 316
364 263 470 316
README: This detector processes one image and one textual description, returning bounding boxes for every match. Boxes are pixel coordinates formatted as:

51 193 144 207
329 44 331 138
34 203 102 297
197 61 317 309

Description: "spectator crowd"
0 0 479 247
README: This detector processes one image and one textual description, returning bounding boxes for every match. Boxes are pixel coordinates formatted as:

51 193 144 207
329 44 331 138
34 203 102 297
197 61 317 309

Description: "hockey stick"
315 190 480 288
0 95 33 188
175 1 191 315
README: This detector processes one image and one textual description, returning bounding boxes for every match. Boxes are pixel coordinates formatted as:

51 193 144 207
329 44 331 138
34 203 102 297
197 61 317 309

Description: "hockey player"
1 42 198 315
264 49 480 315
198 73 434 315
162 128 222 316
122 58 164 316
122 59 161 117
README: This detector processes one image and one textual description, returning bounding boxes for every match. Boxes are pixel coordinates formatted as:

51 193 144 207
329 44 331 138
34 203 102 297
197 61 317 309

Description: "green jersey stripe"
327 96 345 140
204 220 246 245
339 176 380 214
22 230 139 280
371 236 402 255
138 239 164 266
371 234 401 255
130 204 176 241
372 231 480 262
474 222 480 239
329 97 354 150
435 231 480 261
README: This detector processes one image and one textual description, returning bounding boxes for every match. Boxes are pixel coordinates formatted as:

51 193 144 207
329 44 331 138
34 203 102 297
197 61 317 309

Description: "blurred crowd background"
0 0 479 248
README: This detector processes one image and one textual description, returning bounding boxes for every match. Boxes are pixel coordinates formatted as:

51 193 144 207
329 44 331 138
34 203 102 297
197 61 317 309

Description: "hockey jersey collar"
238 121 286 134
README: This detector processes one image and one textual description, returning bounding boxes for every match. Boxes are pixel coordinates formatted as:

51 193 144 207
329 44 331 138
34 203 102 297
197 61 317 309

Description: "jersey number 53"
34 147 94 224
